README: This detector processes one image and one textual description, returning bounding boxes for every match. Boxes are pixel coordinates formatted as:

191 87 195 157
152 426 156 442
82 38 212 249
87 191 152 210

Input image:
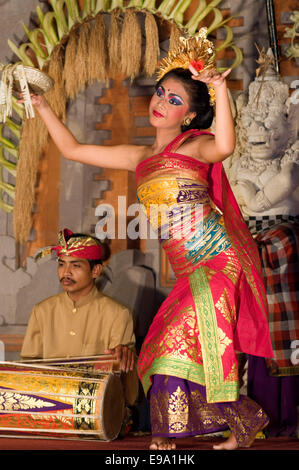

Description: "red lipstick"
153 110 163 118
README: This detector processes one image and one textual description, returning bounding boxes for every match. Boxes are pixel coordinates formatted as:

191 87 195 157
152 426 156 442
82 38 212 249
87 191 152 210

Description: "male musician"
20 228 136 374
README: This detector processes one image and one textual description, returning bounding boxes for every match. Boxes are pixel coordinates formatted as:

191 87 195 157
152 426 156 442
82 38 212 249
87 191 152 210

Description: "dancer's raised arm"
22 94 146 171
189 66 236 163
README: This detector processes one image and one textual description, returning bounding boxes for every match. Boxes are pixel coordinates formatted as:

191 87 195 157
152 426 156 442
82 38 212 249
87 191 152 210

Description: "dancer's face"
149 77 195 130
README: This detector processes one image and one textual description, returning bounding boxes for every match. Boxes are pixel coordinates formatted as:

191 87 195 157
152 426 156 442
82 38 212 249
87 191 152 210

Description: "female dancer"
22 34 273 450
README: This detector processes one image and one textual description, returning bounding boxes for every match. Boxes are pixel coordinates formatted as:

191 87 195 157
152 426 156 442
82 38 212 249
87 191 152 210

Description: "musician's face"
57 255 101 299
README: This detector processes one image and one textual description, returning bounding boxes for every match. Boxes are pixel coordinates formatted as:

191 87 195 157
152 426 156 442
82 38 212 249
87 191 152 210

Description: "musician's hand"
104 345 135 373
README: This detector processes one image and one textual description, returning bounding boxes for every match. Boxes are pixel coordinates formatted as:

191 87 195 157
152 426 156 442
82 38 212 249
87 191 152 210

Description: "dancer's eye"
156 87 164 97
169 97 183 106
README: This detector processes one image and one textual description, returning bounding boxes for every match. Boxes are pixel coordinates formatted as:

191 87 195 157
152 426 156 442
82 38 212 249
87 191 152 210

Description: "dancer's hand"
18 92 47 109
189 64 232 88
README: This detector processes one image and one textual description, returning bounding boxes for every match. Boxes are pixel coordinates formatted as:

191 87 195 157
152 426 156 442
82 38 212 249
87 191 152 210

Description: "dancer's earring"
183 116 191 126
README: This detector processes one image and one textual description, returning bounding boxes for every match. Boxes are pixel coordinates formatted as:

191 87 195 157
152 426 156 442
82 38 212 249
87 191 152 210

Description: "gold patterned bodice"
136 152 231 278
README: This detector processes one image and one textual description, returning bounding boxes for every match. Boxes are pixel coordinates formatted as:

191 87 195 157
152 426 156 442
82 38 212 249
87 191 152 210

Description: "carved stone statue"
225 48 299 219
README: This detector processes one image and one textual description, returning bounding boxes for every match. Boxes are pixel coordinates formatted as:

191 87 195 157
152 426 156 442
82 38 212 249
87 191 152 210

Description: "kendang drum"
19 354 122 375
0 360 125 440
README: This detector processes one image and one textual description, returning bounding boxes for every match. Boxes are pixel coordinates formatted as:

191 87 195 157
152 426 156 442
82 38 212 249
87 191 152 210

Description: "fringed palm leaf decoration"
0 0 243 244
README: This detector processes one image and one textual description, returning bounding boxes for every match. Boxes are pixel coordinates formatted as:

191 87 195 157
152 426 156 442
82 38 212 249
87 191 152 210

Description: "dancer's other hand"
189 64 232 88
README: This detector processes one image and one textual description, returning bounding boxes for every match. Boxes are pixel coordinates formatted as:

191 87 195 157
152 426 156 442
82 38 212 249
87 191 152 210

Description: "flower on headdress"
189 60 204 72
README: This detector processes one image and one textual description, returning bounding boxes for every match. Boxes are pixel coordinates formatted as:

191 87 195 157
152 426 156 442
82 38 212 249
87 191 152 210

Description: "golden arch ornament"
0 0 243 244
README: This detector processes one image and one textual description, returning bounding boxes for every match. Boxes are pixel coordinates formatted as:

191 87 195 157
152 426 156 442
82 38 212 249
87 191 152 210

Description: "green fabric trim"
142 356 206 396
141 356 239 403
189 267 238 403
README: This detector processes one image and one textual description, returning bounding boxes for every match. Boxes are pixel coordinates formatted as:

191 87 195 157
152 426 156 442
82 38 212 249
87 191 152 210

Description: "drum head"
100 374 125 441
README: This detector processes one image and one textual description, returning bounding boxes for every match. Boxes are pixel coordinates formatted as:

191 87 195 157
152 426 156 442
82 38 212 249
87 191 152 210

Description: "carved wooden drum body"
0 360 125 440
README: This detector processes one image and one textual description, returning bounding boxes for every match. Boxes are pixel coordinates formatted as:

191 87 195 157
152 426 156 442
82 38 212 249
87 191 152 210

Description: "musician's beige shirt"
20 286 135 360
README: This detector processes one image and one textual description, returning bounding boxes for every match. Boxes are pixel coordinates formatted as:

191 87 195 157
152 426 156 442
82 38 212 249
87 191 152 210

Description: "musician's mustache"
60 277 76 284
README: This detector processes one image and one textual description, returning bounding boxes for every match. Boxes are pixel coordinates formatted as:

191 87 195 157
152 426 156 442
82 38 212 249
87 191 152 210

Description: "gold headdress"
35 228 103 261
156 27 216 105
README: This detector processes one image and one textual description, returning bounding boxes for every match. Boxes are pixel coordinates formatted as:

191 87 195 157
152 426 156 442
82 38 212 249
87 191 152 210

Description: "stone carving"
283 10 299 61
0 235 34 326
224 48 299 218
0 235 61 327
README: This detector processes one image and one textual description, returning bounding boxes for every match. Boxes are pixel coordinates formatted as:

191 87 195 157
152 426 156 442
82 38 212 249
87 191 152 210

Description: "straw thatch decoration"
13 115 48 243
63 28 80 100
169 22 182 51
88 13 108 84
76 21 91 92
46 43 66 120
120 9 142 80
3 1 243 245
108 9 122 78
144 12 160 76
